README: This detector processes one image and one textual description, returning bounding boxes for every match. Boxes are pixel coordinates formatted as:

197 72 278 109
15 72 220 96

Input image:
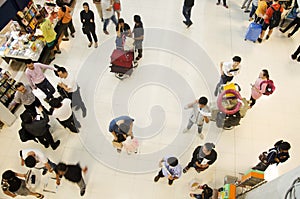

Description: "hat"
119 123 130 133
198 143 215 158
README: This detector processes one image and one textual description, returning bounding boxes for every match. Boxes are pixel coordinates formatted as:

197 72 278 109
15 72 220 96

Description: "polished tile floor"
0 0 300 198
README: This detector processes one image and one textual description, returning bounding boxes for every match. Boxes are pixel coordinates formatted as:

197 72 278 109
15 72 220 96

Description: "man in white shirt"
101 0 118 35
214 56 242 96
54 65 87 117
49 98 80 133
20 148 56 175
154 156 182 185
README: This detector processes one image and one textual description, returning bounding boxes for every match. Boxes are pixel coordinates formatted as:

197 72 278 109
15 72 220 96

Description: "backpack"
269 5 282 27
260 80 275 95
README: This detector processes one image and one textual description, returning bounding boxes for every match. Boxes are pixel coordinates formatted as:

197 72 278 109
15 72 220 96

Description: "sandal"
37 193 44 198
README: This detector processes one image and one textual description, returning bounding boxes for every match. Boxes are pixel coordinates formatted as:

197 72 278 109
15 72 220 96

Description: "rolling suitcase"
245 22 262 42
110 49 134 68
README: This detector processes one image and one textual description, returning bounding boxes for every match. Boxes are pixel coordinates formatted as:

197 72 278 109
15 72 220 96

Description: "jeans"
103 15 118 31
187 120 203 134
182 6 193 24
242 0 252 10
249 4 257 18
35 78 55 100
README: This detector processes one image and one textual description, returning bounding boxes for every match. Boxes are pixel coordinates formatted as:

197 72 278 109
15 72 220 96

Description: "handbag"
123 37 135 51
113 2 121 10
82 26 89 34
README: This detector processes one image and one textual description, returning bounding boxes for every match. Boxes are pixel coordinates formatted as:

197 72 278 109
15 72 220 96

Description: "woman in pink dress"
249 69 269 108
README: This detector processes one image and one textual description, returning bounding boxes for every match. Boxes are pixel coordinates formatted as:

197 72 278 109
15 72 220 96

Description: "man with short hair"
214 56 242 96
1 170 44 198
19 148 56 175
183 143 218 173
9 82 42 115
182 0 195 27
54 65 87 117
154 156 182 185
25 59 56 102
57 5 75 41
183 96 210 139
55 162 88 196
101 0 118 35
48 97 80 133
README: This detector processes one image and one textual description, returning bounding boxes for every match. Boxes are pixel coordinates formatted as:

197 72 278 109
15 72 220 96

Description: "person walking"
248 0 259 21
9 82 43 115
25 59 56 103
132 15 144 62
93 0 104 22
57 5 75 41
183 143 217 174
214 56 242 97
183 96 210 140
80 2 98 48
48 98 80 133
20 148 56 175
252 140 291 171
102 0 118 35
291 44 300 62
279 10 300 37
55 162 88 196
20 107 60 150
182 0 195 27
249 69 270 108
54 65 87 117
154 156 182 185
1 170 44 198
216 0 229 9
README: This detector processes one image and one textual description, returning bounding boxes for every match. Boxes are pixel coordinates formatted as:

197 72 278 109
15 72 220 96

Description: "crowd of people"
0 0 295 198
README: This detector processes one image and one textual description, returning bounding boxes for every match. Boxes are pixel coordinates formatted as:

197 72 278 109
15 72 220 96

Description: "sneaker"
216 2 220 5
183 21 188 25
279 28 285 33
154 175 160 182
223 5 229 8
183 128 189 133
199 133 204 139
244 10 250 13
54 50 61 54
241 6 246 9
94 42 98 48
62 37 69 41
187 22 193 28
288 33 293 38
168 180 173 185
88 42 92 48
183 166 190 173
52 140 60 150
257 38 262 43
103 30 109 35
82 107 87 118
297 56 300 62
80 189 86 196
71 33 75 38
265 35 270 40
42 169 48 175
291 54 297 60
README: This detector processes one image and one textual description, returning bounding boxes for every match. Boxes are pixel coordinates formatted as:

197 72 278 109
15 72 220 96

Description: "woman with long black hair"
80 2 98 48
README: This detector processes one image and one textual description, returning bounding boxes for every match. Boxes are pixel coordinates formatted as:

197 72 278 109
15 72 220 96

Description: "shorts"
14 180 31 196
46 39 57 49
262 22 276 31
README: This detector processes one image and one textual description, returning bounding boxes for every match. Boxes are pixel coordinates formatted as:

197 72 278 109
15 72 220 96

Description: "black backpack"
270 5 282 27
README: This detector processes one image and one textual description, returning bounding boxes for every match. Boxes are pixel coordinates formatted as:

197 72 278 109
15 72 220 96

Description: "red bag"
260 80 275 96
113 2 121 11
110 49 133 68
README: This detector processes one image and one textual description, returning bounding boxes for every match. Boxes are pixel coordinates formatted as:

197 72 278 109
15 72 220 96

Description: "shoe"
42 169 47 175
82 108 87 118
297 56 300 62
241 6 246 9
183 128 189 133
43 143 49 148
183 166 190 173
80 189 86 196
187 22 193 28
168 180 173 185
249 17 253 21
265 35 270 40
257 38 262 43
71 33 75 38
216 2 220 5
183 21 188 25
62 37 69 41
94 42 98 48
291 54 297 60
199 133 204 139
117 148 122 153
223 5 229 8
279 28 285 33
54 50 61 54
133 61 138 68
103 30 109 35
101 18 104 22
154 175 160 182
88 42 92 48
288 33 293 38
244 10 250 13
51 140 60 150
135 56 142 61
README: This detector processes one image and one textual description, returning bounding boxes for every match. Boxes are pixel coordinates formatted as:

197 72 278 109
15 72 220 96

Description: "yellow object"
223 83 237 97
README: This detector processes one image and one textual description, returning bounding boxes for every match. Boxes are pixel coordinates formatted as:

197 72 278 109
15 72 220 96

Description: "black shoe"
154 175 160 182
291 54 297 60
183 166 190 173
183 21 188 25
43 143 49 148
52 140 60 150
265 35 270 40
288 33 293 38
297 57 300 62
168 180 173 185
257 38 262 43
80 189 86 196
279 28 285 33
62 37 69 41
71 33 75 38
244 10 250 13
42 169 48 175
187 22 193 28
54 50 61 54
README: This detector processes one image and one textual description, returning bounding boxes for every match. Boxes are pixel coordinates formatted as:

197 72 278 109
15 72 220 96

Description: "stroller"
109 35 136 80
